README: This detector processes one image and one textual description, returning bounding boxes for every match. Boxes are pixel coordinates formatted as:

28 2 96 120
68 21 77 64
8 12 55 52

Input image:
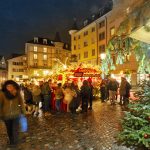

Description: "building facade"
25 37 71 79
0 56 7 86
7 54 28 82
69 0 147 85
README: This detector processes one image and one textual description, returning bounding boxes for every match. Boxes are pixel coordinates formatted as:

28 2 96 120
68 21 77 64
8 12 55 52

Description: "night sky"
0 0 108 56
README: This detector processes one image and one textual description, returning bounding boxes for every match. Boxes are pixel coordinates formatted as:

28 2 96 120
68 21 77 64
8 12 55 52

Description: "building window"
43 55 47 60
43 63 47 66
84 51 88 58
91 27 95 32
92 49 95 56
34 37 38 43
99 20 105 28
78 35 80 39
74 36 76 41
110 27 115 36
43 39 47 44
34 54 37 59
12 62 23 65
34 46 37 52
74 45 76 50
43 47 47 53
23 57 26 60
84 31 88 36
99 45 105 53
84 41 88 47
99 32 105 41
91 38 95 44
34 62 37 67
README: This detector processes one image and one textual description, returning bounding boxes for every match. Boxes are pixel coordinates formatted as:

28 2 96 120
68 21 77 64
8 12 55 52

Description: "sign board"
74 72 83 77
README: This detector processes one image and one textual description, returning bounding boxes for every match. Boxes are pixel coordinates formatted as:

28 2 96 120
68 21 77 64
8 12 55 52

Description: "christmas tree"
118 80 150 149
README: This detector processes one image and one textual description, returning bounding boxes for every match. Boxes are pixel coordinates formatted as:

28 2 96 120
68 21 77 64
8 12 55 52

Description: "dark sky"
0 0 108 56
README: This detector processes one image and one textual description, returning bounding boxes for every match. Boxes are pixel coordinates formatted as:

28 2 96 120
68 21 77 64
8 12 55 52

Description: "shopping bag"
19 114 28 132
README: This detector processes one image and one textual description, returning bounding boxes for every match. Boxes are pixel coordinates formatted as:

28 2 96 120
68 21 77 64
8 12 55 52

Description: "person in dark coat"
88 82 94 109
100 79 106 102
0 80 26 146
108 78 119 105
41 79 52 116
69 82 81 114
124 79 131 106
80 80 91 113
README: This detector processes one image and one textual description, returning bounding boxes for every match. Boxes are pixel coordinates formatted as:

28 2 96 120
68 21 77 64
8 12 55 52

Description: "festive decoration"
101 28 150 75
100 0 150 75
118 80 150 149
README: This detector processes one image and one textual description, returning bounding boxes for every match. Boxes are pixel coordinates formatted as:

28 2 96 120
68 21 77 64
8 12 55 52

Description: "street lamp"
100 53 106 60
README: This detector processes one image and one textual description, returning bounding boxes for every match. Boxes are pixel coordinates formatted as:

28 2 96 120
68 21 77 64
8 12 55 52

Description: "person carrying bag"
0 80 26 146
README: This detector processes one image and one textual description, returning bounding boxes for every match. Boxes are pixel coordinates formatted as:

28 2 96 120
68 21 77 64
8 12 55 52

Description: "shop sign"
74 72 83 77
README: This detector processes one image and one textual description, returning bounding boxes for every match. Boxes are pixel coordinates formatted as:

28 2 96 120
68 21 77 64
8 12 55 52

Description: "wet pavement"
0 100 133 150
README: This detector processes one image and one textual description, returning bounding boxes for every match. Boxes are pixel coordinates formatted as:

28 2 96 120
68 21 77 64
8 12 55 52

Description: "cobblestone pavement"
0 100 134 150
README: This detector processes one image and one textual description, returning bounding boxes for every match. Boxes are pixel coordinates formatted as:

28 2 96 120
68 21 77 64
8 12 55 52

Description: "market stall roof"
65 67 101 77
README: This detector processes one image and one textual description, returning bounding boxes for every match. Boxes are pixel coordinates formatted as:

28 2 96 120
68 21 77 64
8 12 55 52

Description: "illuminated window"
43 55 47 60
74 36 76 40
34 54 37 59
74 45 76 50
43 39 47 44
34 46 37 52
34 37 38 43
78 35 80 39
23 57 26 60
110 27 115 36
43 47 47 53
84 51 88 58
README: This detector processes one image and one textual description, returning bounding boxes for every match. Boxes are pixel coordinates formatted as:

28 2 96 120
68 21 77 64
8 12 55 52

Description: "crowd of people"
19 79 94 117
100 77 131 106
0 76 132 146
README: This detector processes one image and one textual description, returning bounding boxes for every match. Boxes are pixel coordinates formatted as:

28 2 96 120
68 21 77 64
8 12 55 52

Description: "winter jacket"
41 82 51 95
80 86 91 99
119 80 127 96
32 86 41 103
108 81 119 91
0 91 26 120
